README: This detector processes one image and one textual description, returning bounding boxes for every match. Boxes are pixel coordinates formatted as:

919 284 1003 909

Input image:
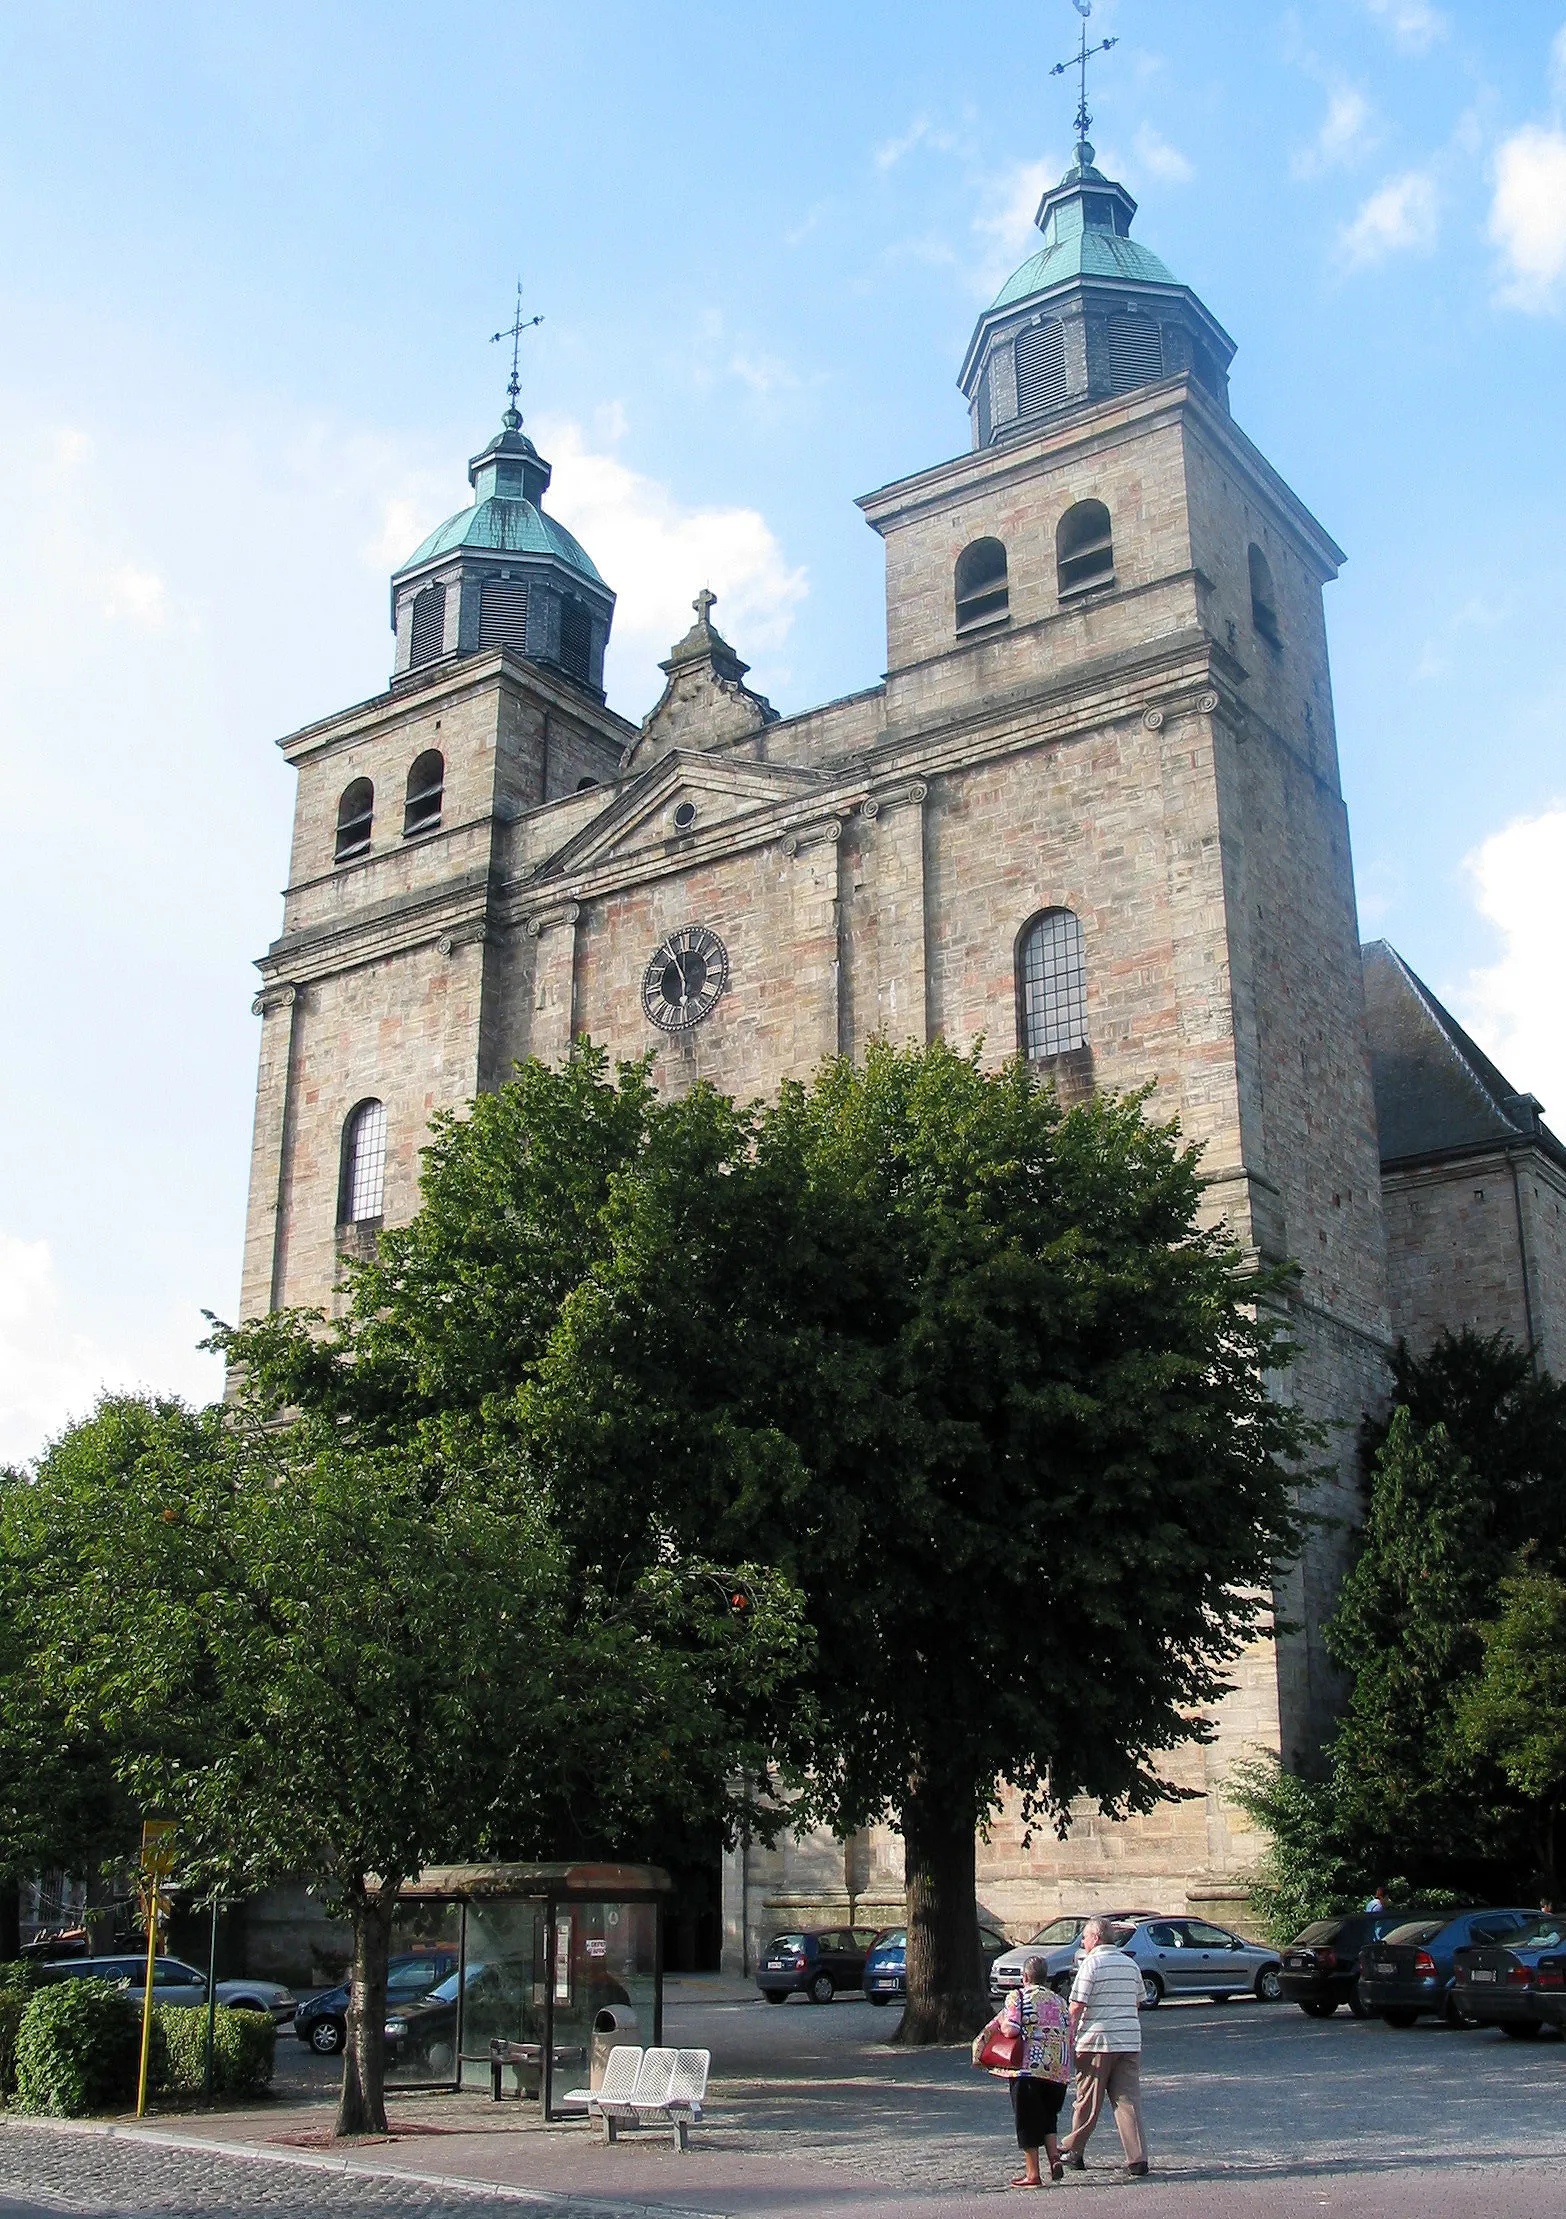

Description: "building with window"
239 136 1557 1962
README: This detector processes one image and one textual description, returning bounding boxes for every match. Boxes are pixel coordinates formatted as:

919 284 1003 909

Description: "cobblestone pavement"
3 1991 1566 2217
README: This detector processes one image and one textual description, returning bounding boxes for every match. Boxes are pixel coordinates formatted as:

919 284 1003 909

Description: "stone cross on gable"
693 587 717 626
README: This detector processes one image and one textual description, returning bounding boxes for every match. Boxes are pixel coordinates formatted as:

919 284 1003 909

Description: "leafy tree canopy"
223 1039 1313 2040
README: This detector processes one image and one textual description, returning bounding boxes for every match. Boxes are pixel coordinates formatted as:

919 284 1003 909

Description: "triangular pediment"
528 748 827 885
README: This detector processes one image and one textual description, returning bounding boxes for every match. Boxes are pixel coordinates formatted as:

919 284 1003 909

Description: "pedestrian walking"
972 1954 1072 2188
1364 1882 1391 1914
1057 1918 1149 2178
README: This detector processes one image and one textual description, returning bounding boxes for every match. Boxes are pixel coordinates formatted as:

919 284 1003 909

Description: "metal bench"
559 2041 642 2136
558 2045 710 2149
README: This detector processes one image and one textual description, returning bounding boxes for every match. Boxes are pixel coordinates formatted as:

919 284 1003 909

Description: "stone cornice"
257 869 492 986
276 650 637 765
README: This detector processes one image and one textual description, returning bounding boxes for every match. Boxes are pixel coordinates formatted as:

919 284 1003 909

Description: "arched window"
1017 909 1088 1059
1248 544 1281 646
403 750 444 838
954 538 1009 633
1107 313 1164 394
478 575 530 654
576 776 598 792
334 778 373 865
1015 319 1068 413
409 584 447 668
339 1099 386 1225
1057 500 1114 596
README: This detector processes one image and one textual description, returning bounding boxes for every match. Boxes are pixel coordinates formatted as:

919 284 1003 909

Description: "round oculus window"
673 800 697 831
641 925 728 1032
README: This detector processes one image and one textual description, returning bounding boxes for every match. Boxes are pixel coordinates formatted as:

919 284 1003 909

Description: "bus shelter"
384 1862 668 2121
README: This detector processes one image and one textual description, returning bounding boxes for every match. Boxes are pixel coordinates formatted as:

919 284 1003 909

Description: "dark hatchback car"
757 1927 881 2005
862 1922 1011 2006
1360 1909 1539 2027
295 1947 458 2055
1280 1913 1407 2017
1454 1914 1566 2039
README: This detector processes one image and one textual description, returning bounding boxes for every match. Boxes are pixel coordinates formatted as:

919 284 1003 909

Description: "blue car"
1359 1908 1539 2027
294 1948 458 2054
1454 1914 1566 2038
863 1921 1011 2006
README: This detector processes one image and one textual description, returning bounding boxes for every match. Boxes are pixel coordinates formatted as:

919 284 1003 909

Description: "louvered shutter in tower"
559 598 593 682
478 577 530 655
1015 321 1069 414
1107 315 1164 394
409 584 447 667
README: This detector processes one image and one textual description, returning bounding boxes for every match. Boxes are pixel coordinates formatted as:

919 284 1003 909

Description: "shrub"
14 1980 141 2116
0 1988 29 2096
0 1961 40 1992
154 2004 275 2098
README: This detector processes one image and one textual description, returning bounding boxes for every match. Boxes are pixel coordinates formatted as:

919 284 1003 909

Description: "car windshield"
1027 1920 1082 1947
1290 1921 1343 1946
872 1930 906 1951
1513 1917 1566 1950
769 1935 807 1953
423 1960 487 2006
1386 1921 1444 1944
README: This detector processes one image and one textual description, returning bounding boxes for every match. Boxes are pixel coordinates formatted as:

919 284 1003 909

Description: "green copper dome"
401 497 603 583
992 147 1176 312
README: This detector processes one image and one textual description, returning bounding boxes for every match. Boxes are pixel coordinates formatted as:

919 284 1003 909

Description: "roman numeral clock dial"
641 924 729 1033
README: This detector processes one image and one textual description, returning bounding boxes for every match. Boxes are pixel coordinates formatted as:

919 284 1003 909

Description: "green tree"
1458 1569 1566 1895
14 1394 806 2133
224 1040 1311 2042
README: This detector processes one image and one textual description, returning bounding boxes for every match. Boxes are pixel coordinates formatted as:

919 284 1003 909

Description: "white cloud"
1338 169 1440 267
1365 0 1448 53
0 1231 216 1468
971 158 1053 298
874 116 956 174
1294 88 1376 178
1456 809 1566 1127
1489 125 1566 310
103 562 168 627
1132 126 1194 186
535 417 807 708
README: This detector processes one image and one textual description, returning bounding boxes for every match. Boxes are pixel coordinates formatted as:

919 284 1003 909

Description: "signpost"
135 1820 177 2119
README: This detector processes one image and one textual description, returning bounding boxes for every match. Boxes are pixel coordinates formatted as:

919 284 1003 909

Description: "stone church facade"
239 145 1561 1970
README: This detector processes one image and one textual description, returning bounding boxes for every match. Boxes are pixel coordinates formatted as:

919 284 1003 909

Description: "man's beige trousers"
1060 2051 1147 2167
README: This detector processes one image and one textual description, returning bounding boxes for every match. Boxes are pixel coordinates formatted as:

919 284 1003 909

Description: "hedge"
14 1980 141 2116
154 2004 275 2097
0 1986 29 2097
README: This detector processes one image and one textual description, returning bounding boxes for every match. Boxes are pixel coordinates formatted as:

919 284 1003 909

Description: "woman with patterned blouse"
972 1953 1073 2188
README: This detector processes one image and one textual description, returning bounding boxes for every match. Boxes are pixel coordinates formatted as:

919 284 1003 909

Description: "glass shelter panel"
381 1898 463 2087
545 1899 660 2114
455 1900 548 2095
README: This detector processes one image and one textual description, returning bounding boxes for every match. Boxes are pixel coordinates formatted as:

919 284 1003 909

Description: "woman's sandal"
1050 2161 1065 2182
1010 2175 1044 2190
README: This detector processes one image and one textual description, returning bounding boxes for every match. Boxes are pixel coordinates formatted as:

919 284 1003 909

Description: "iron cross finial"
1050 0 1118 154
693 586 717 626
491 278 544 417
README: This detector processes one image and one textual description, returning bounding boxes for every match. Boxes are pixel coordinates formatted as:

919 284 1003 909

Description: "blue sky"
2 0 1564 1459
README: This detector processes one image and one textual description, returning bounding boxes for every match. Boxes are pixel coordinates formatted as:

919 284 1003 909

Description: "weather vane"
1051 0 1118 153
491 278 544 416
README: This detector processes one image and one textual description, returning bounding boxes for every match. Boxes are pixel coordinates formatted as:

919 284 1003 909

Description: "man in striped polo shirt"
1058 1918 1149 2176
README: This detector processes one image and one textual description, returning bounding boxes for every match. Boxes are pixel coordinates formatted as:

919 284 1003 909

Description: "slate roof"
1361 940 1564 1171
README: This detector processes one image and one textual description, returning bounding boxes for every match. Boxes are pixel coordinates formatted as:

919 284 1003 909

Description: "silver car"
1119 1918 1282 2006
39 1955 296 2022
990 1912 1161 2000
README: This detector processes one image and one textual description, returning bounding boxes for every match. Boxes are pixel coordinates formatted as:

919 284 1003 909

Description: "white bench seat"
559 2044 711 2150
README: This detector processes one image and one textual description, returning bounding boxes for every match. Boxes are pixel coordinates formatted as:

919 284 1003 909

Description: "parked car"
1279 1912 1408 2017
1454 1914 1566 2039
295 1946 459 2055
384 1957 630 2075
38 1952 296 2022
1117 1919 1282 2007
756 1927 881 2005
990 1912 1162 2001
1359 1909 1540 2028
862 1922 1011 2006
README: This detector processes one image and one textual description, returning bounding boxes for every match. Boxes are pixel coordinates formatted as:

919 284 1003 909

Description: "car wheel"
1140 1972 1164 2008
1255 1967 1283 2004
1346 1986 1370 2019
763 1990 789 2005
1502 2021 1543 2040
224 1995 264 2013
1300 1999 1338 2018
808 1972 835 2006
1382 2008 1419 2028
309 2017 345 2055
867 1992 890 2006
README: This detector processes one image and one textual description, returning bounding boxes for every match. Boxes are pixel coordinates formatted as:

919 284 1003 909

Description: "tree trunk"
335 1881 397 2137
889 1773 989 2045
0 1877 19 1962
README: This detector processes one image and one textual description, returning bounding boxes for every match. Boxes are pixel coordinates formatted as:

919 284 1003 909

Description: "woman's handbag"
974 2012 1026 2073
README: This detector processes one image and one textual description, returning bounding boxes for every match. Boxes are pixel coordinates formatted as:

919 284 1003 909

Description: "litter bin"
589 2004 640 2088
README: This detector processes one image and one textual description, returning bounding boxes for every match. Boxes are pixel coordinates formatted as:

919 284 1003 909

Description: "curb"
0 2118 734 2219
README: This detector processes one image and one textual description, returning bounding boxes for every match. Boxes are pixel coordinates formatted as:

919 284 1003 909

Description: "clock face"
641 924 729 1033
